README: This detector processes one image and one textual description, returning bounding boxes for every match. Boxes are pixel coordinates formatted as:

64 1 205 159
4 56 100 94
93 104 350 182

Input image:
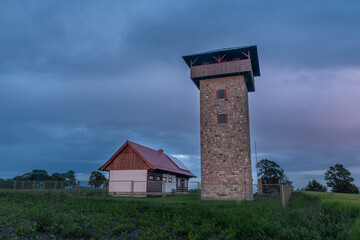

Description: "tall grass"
0 191 356 239
303 191 360 239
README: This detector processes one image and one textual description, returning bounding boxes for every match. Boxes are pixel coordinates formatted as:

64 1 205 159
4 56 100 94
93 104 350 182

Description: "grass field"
0 191 358 239
302 191 360 239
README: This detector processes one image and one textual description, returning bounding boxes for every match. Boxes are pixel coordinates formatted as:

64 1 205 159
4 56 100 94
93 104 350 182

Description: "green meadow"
302 191 360 239
0 191 359 239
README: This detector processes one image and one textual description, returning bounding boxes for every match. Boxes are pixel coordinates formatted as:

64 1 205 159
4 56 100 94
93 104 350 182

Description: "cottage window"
163 177 167 182
185 180 188 187
177 179 181 187
156 176 161 181
149 175 154 180
169 178 172 182
217 114 227 124
217 90 226 99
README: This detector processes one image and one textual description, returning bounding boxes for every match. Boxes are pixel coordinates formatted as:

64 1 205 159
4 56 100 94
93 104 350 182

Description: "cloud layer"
1 0 360 188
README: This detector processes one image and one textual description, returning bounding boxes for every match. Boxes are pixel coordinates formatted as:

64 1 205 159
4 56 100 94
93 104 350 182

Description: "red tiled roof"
98 140 196 178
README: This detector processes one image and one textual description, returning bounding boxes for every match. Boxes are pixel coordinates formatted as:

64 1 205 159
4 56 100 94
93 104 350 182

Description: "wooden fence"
1 180 291 206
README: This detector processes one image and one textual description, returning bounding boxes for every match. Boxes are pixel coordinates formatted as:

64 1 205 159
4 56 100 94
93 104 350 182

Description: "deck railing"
190 58 252 79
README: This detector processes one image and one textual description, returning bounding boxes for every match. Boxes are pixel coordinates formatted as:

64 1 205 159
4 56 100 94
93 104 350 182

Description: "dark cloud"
1 0 360 188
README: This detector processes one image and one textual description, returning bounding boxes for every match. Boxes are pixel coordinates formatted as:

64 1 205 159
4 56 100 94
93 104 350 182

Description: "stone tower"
183 46 260 200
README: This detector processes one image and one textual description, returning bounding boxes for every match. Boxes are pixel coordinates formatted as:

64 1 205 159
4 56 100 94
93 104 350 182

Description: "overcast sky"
1 0 360 189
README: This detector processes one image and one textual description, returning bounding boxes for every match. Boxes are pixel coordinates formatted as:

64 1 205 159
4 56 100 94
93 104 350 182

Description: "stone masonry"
200 75 253 200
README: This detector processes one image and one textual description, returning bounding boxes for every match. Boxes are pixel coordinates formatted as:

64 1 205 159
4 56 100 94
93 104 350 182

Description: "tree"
65 170 76 188
10 170 51 189
324 164 359 194
50 170 76 188
304 179 327 192
89 171 107 189
256 159 293 194
25 169 51 181
256 159 290 184
51 173 66 181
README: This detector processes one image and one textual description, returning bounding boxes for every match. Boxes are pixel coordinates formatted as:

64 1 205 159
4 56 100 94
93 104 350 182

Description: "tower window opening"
218 114 227 124
217 90 226 99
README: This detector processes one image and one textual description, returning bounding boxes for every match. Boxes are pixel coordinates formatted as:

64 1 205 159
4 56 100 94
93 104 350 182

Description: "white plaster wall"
163 173 176 193
109 170 147 193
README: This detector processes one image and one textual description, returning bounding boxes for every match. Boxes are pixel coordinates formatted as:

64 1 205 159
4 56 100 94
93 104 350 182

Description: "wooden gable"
105 145 150 171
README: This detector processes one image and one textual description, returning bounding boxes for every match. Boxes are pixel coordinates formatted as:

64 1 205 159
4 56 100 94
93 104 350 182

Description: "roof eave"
182 45 261 77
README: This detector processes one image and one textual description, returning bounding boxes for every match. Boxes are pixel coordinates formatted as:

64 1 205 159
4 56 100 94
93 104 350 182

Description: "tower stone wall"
200 75 253 200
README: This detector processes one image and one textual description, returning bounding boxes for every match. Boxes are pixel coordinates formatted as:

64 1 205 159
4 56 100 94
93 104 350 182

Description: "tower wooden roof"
182 45 260 92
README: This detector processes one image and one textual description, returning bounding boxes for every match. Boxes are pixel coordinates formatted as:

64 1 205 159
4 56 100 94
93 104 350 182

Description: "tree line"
0 170 107 189
304 163 359 194
257 159 359 194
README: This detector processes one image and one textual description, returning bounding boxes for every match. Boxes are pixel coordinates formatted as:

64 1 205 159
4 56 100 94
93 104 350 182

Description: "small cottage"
98 140 196 195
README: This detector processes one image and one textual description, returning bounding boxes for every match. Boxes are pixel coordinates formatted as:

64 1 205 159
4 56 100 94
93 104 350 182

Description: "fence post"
280 184 284 208
237 185 241 203
197 182 201 201
102 180 106 197
13 181 17 192
257 179 263 195
162 182 166 200
76 181 80 196
54 181 57 194
245 184 247 200
281 184 290 208
33 181 36 194
131 181 134 197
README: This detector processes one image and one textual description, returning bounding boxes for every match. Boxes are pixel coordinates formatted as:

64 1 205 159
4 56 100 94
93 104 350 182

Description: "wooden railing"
190 58 252 79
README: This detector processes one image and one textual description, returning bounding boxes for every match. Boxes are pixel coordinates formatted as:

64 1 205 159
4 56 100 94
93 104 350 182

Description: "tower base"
201 183 253 201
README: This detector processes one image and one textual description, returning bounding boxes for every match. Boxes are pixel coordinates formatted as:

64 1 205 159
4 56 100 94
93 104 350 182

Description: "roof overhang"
183 45 260 76
182 46 260 92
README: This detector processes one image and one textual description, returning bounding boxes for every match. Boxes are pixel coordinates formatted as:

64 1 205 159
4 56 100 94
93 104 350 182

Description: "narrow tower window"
217 114 228 124
217 90 226 99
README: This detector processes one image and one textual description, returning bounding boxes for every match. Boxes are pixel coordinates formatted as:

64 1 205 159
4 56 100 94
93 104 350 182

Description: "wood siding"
105 145 150 171
190 58 252 79
147 171 162 192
